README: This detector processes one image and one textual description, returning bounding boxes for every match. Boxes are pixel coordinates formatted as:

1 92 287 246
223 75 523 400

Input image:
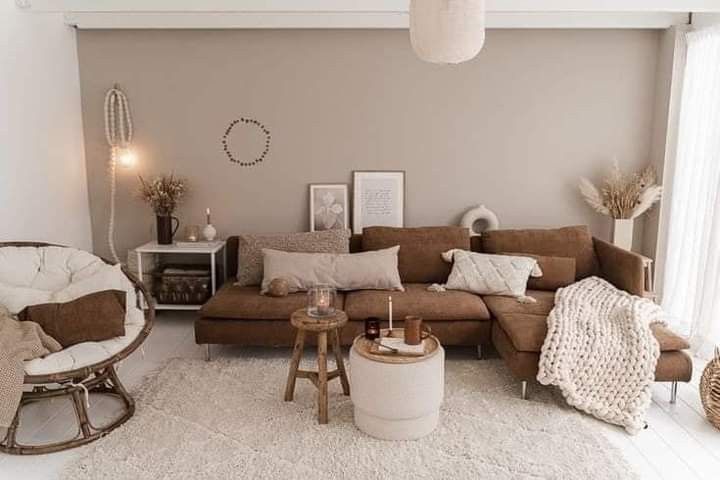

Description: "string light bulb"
118 147 137 168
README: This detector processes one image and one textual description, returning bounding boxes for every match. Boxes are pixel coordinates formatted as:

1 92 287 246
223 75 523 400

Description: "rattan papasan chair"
0 242 154 455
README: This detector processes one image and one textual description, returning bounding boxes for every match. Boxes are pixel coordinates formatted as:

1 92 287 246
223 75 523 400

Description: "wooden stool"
284 309 350 424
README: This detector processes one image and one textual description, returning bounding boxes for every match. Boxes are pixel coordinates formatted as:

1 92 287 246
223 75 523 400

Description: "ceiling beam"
24 0 717 29
26 0 720 13
692 12 720 28
62 11 690 30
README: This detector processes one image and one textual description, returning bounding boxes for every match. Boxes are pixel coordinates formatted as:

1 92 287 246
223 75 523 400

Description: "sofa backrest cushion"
501 252 576 291
361 226 470 283
481 225 598 280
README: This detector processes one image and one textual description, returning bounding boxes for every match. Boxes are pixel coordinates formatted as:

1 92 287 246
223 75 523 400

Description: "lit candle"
388 296 393 332
206 208 211 225
317 290 330 316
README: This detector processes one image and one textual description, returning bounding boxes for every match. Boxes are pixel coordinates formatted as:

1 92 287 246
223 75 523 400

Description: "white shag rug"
62 356 637 480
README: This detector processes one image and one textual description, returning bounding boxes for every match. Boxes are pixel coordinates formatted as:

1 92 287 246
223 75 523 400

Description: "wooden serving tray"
352 328 441 364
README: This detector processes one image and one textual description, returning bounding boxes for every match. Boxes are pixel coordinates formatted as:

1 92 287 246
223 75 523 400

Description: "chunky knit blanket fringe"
537 277 663 434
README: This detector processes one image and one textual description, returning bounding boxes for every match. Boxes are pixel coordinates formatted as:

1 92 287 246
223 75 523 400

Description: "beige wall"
77 29 661 259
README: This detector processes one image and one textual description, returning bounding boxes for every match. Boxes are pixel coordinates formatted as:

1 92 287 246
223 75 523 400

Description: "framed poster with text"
352 171 405 234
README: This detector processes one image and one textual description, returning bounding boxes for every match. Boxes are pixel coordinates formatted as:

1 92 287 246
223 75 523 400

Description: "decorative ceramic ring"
222 117 271 167
460 205 500 236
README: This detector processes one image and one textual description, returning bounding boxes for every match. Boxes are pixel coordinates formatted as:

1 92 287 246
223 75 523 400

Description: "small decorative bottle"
202 208 217 241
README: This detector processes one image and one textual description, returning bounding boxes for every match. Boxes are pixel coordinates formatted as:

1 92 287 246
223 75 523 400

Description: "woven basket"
700 347 720 430
153 264 211 305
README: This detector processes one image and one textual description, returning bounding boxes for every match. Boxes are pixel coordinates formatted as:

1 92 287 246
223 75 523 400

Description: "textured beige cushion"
260 246 403 294
443 249 541 298
236 230 351 286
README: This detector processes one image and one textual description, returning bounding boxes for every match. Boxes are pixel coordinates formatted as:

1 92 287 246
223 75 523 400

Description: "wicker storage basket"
700 347 720 430
153 264 211 305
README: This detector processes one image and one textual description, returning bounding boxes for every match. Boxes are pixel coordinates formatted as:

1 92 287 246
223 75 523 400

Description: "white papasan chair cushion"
0 246 145 376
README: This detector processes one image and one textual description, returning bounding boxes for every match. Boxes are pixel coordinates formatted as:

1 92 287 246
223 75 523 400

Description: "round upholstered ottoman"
349 331 444 440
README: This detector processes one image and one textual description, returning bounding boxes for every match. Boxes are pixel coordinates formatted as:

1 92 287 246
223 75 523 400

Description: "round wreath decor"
221 117 271 167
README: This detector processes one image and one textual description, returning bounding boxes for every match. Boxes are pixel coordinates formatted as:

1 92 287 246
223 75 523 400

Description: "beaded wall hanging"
221 117 271 167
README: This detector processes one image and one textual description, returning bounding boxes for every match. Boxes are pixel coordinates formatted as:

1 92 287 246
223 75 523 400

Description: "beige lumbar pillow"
442 249 542 299
260 246 404 294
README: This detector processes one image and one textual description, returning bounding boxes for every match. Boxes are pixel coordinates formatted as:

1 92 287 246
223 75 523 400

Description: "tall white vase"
612 219 634 251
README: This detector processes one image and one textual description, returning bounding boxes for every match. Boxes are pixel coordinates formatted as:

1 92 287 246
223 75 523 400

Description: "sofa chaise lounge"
194 225 692 400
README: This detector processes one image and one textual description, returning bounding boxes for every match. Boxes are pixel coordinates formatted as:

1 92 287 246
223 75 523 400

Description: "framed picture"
352 171 405 234
309 184 349 232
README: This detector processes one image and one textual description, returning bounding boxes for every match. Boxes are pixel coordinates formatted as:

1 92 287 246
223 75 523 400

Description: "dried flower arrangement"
137 174 187 216
579 162 662 220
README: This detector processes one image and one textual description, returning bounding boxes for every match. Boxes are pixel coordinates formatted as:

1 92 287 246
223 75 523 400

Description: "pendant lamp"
410 0 486 64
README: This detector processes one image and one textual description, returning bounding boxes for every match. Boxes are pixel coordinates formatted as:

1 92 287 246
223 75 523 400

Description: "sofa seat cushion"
200 283 345 320
482 290 556 318
496 312 691 353
344 283 490 321
491 323 693 382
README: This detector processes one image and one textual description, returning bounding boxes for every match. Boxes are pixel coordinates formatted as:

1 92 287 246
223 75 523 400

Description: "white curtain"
661 26 720 359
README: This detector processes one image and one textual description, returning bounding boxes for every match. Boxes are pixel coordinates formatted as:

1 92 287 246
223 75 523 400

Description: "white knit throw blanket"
537 277 663 434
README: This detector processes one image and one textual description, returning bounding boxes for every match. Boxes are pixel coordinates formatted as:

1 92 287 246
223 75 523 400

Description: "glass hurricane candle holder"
307 285 336 318
185 225 200 242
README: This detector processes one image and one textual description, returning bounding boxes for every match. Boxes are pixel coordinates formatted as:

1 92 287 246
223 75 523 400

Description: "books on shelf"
174 241 220 249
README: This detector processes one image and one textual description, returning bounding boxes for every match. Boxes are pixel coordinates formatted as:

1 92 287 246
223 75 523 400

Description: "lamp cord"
104 86 133 264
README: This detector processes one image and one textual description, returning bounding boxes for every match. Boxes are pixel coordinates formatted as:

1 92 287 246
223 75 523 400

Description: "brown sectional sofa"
194 225 692 399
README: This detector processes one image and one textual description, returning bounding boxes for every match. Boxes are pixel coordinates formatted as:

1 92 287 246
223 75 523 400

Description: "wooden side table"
284 309 350 424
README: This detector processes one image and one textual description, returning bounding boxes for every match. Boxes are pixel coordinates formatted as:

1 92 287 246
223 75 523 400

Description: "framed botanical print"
309 184 349 231
352 171 405 234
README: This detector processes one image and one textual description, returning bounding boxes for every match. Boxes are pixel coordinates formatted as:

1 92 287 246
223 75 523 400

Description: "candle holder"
307 285 336 318
185 225 200 242
364 317 380 340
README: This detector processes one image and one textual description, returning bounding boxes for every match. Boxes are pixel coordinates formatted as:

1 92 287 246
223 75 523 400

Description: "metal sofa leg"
670 381 678 404
476 345 482 360
205 344 212 362
521 381 528 400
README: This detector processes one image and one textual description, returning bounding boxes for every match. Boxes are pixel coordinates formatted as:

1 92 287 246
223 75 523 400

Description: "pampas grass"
579 162 662 219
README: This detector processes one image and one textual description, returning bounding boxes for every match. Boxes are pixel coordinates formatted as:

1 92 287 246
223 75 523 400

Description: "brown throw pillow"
18 290 126 348
502 252 576 291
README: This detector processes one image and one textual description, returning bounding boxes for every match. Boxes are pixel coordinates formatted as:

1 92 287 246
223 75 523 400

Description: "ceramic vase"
202 223 217 241
612 218 634 251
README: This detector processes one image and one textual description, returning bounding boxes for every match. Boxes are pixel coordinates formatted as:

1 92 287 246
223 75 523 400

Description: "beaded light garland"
221 117 271 167
104 85 133 263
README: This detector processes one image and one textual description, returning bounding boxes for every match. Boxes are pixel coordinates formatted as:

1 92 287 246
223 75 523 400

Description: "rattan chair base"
0 365 135 455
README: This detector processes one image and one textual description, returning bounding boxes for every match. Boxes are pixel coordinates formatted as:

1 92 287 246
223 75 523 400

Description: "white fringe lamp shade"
410 0 486 64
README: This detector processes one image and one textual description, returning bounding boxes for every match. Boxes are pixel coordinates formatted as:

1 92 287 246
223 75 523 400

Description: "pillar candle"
388 296 393 332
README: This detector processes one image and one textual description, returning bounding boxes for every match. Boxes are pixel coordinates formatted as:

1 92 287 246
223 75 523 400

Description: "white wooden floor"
1 311 719 479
